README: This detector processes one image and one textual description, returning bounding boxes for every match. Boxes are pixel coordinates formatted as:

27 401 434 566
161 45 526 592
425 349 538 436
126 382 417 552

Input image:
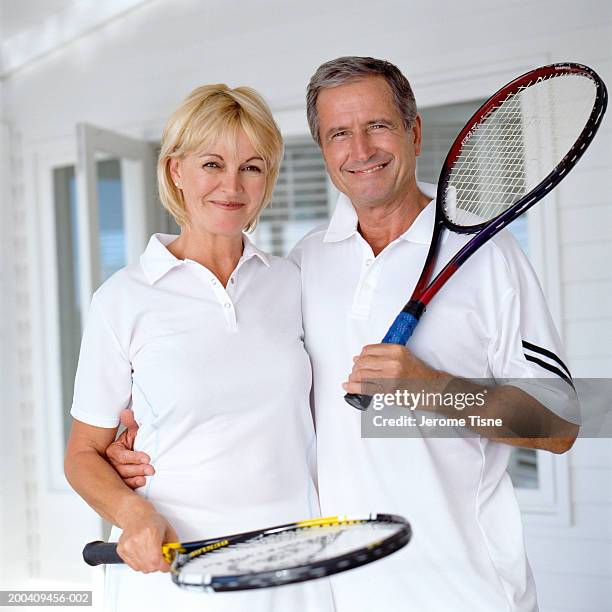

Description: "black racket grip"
83 541 124 566
344 393 373 411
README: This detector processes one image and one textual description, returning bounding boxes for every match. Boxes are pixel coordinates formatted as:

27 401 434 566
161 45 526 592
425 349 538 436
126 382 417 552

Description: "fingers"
350 345 409 374
114 429 130 447
165 524 180 545
118 409 140 448
355 344 410 358
349 344 431 381
117 516 174 573
342 379 381 396
118 539 168 573
344 344 412 395
112 462 155 479
119 408 139 430
349 356 404 380
106 442 151 468
352 355 386 372
106 441 154 489
123 476 148 490
348 367 383 383
343 366 387 395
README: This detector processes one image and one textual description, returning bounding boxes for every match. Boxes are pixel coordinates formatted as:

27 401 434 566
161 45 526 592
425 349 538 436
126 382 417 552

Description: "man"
108 57 580 611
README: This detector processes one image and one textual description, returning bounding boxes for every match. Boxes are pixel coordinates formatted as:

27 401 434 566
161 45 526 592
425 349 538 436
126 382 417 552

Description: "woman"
64 85 332 612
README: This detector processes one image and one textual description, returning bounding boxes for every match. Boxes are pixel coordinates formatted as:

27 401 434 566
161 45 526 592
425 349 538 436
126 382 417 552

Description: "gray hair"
306 56 418 145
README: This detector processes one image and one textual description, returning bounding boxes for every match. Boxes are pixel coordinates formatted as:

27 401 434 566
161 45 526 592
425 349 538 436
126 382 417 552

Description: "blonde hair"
158 84 283 231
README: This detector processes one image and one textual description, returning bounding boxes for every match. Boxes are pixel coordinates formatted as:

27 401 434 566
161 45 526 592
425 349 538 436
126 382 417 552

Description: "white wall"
0 83 9 588
0 89 36 588
1 0 611 609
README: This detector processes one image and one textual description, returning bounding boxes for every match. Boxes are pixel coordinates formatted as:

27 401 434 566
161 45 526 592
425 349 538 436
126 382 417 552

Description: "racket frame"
170 513 411 592
82 513 411 592
420 62 607 306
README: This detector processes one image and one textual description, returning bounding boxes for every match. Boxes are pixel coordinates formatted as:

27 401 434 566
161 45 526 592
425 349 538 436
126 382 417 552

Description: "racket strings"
451 95 529 222
175 522 400 583
444 73 597 227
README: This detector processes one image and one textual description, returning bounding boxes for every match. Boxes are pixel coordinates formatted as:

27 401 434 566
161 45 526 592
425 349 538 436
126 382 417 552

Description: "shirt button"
365 258 373 267
211 278 218 286
224 302 232 309
230 278 235 284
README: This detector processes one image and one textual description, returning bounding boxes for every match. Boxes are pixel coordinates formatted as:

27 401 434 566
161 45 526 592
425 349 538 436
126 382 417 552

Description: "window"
53 159 129 445
252 139 330 255
53 165 81 451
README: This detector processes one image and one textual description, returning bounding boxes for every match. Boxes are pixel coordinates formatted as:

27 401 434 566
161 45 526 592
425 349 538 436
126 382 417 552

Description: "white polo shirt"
71 233 332 612
290 183 578 612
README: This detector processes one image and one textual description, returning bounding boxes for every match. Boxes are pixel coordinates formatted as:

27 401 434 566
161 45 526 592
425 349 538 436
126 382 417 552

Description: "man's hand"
342 343 447 396
343 344 579 453
106 409 154 489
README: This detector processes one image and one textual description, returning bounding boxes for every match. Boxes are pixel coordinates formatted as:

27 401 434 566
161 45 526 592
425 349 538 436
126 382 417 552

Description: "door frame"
75 123 158 321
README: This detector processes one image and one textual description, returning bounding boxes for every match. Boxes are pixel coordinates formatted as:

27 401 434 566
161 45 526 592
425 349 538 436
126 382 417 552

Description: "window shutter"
254 140 330 256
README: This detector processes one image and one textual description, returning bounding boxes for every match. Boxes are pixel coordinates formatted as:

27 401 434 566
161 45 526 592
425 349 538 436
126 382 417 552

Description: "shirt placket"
186 262 238 331
207 275 237 330
351 241 383 320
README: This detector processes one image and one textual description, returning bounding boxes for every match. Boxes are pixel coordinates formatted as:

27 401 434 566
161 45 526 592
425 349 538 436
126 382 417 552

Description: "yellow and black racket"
83 513 411 592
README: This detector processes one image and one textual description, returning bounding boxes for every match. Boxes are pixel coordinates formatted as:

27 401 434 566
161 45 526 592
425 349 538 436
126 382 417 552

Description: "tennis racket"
83 513 411 592
345 62 607 411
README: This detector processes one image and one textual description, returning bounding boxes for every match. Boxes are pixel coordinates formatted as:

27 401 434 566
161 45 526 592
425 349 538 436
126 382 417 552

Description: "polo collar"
140 233 270 285
241 233 271 268
323 181 438 245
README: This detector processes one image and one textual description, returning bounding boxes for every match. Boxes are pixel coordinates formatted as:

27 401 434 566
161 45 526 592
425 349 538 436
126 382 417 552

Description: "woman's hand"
117 507 179 573
64 419 177 572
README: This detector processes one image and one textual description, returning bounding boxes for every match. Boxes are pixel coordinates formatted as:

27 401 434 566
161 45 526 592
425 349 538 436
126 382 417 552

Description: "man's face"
316 76 422 210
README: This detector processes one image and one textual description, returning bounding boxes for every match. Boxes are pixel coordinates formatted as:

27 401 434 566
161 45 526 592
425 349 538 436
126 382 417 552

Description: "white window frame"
29 125 157 494
75 123 158 318
31 139 81 493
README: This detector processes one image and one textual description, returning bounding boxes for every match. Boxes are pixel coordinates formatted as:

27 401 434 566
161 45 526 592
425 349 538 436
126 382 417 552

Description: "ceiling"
0 0 152 77
0 0 75 41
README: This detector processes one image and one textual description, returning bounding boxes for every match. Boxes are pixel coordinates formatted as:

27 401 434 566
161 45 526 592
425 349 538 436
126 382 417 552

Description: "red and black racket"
345 62 607 411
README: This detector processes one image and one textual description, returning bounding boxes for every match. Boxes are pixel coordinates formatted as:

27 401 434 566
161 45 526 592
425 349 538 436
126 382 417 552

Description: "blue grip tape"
382 312 419 345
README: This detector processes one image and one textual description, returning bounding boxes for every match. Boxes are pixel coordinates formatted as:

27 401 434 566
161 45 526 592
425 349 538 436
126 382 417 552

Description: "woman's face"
170 129 267 237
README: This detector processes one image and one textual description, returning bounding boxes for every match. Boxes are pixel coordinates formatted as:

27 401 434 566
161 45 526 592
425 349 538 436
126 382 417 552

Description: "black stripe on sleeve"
522 341 572 378
524 354 575 390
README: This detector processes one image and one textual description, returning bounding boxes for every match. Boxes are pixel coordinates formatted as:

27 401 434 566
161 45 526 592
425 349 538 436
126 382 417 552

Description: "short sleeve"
287 224 327 270
287 241 303 269
70 297 133 428
488 239 580 425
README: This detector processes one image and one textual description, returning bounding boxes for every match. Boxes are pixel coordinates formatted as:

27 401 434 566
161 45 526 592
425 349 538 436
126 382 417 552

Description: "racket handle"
83 541 124 566
381 310 420 345
344 304 424 411
344 392 372 411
